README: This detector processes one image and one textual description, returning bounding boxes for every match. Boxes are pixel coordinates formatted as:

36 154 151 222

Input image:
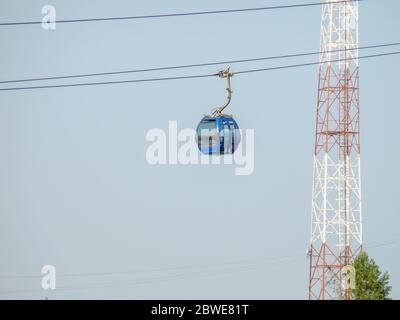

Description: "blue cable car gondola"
196 68 241 155
196 115 240 155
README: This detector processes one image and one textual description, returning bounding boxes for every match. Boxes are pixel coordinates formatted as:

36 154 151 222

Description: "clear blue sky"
0 0 399 299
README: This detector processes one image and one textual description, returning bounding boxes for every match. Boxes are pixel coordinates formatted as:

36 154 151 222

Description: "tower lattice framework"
308 0 362 300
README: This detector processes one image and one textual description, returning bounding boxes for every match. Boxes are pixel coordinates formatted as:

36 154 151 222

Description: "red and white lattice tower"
308 0 362 300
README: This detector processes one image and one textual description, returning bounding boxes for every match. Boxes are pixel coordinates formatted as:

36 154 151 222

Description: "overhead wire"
0 238 398 295
0 253 303 280
0 50 399 92
0 256 304 295
0 42 399 85
0 0 364 27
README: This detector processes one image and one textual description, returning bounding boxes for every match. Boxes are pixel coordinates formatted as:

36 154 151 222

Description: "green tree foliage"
352 252 391 300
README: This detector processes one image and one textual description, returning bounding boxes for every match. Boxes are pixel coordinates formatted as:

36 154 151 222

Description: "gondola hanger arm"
211 67 234 117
